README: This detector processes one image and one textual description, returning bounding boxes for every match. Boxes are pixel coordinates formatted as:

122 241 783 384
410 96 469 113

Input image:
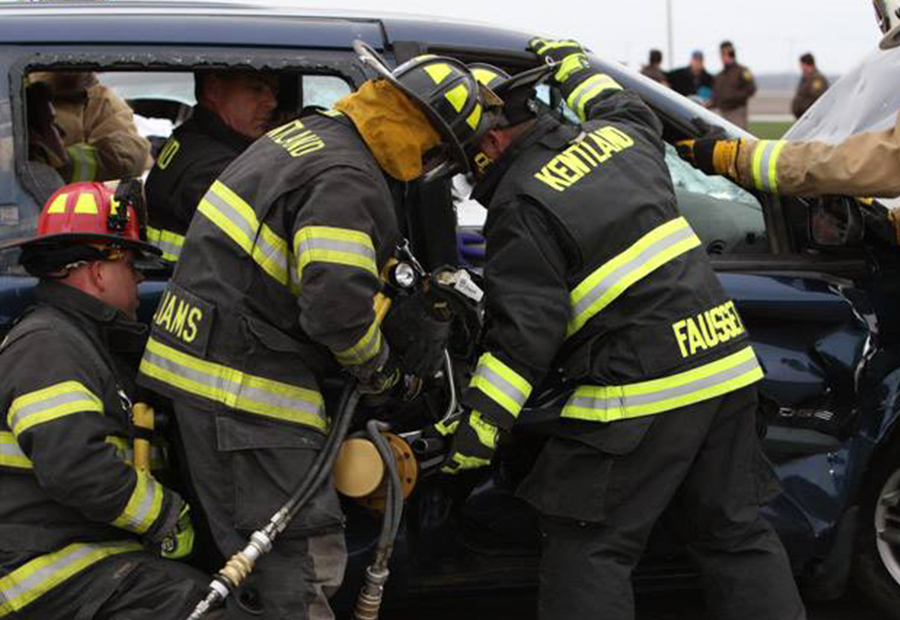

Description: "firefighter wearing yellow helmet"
136 43 502 618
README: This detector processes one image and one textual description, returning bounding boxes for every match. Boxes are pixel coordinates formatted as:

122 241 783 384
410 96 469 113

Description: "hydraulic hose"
353 419 404 620
185 382 361 620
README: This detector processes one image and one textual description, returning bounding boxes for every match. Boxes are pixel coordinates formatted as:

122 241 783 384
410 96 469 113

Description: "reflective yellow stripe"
67 143 97 182
469 353 532 418
139 337 326 431
198 181 292 287
530 39 581 55
73 193 98 215
0 431 31 470
466 103 483 131
567 217 701 338
0 541 143 616
333 320 383 366
46 193 68 214
294 226 378 278
562 345 763 422
445 83 469 113
446 453 490 470
469 411 498 449
751 140 787 193
566 73 622 121
424 63 453 85
111 469 164 534
146 226 185 263
7 381 103 437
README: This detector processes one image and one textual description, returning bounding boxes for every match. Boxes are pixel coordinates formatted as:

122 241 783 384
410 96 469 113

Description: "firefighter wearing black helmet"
137 43 501 619
0 182 213 620
441 41 807 620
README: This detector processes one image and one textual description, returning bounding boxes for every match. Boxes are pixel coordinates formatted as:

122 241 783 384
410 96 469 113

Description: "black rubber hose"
365 419 404 567
285 382 360 522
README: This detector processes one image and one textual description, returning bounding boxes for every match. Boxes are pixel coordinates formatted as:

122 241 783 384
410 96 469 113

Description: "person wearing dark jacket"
144 70 278 263
667 50 714 105
137 45 500 619
0 182 211 620
442 39 806 620
791 53 829 119
711 41 757 128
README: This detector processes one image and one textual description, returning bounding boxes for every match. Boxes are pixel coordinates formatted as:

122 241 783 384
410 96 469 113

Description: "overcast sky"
304 0 879 75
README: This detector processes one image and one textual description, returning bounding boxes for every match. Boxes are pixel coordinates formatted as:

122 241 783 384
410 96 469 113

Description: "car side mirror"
808 196 865 247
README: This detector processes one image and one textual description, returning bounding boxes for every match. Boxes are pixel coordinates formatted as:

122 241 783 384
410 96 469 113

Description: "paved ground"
392 589 887 619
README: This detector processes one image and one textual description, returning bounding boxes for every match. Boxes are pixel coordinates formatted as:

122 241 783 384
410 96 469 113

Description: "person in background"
711 40 756 129
640 49 669 86
791 52 829 119
32 71 151 183
144 70 279 263
24 82 67 205
667 50 714 106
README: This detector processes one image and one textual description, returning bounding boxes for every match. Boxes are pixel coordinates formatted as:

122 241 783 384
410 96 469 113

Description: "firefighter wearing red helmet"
0 182 216 620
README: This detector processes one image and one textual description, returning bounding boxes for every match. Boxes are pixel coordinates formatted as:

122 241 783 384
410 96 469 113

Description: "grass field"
748 120 795 139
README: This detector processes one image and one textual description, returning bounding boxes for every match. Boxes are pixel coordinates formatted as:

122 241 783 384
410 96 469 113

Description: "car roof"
0 0 533 51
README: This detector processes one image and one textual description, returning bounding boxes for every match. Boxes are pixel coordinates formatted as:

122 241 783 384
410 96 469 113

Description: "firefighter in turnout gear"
137 43 500 619
0 182 212 620
675 2 900 245
145 71 279 264
442 39 807 620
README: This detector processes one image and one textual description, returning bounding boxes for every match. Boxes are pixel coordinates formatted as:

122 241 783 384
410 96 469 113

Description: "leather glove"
528 37 592 85
381 291 452 380
356 354 401 395
441 411 504 475
676 137 745 182
161 504 194 560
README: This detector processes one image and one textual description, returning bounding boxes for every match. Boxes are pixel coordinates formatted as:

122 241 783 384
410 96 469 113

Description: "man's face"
721 48 735 66
206 74 278 139
801 62 814 76
690 57 704 73
96 250 143 320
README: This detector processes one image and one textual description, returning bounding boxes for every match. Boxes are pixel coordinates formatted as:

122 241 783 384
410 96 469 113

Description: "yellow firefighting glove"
441 411 502 475
676 138 745 182
528 38 591 85
161 504 195 560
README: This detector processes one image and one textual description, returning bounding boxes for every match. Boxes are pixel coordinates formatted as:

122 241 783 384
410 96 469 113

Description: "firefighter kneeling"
0 182 215 620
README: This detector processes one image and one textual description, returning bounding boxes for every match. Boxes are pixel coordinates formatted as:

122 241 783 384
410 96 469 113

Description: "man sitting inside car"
144 69 278 263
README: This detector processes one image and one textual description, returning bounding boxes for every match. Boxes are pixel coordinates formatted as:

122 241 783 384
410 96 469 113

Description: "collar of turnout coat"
472 114 570 206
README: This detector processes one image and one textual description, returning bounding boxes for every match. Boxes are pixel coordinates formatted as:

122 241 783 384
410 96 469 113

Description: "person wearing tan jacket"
31 72 150 183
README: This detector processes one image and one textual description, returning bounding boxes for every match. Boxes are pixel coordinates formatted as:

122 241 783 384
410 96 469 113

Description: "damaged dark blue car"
0 2 899 618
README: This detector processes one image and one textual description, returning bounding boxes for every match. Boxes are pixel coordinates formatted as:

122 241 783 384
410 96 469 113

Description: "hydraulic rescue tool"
185 245 482 620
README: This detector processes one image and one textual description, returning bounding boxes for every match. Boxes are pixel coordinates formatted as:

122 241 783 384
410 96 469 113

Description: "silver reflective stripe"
476 364 529 411
568 74 620 116
295 236 376 264
756 141 778 192
141 347 324 420
0 545 92 605
0 432 31 469
0 541 141 614
567 357 760 412
572 225 696 321
117 475 159 531
9 392 97 433
204 187 288 268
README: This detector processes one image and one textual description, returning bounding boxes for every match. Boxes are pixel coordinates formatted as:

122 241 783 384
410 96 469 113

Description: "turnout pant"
174 402 347 620
12 551 214 620
518 385 807 620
